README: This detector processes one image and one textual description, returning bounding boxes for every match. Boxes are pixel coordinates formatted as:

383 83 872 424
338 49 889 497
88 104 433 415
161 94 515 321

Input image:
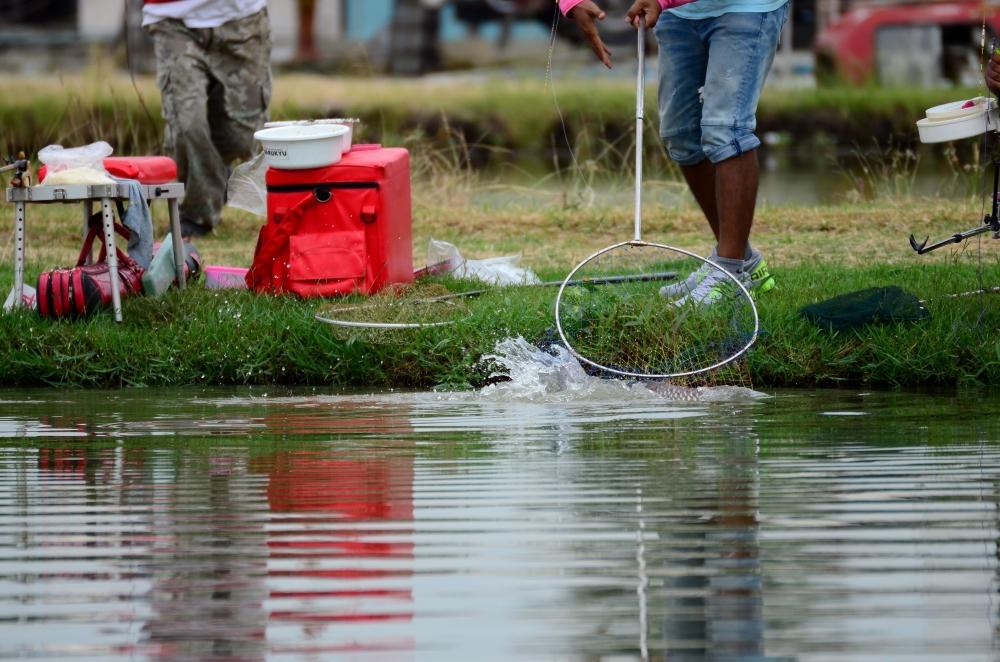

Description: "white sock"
713 245 756 263
714 255 744 275
743 245 761 267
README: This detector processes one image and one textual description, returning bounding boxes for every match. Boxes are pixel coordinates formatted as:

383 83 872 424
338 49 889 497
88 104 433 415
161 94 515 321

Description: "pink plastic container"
204 265 249 290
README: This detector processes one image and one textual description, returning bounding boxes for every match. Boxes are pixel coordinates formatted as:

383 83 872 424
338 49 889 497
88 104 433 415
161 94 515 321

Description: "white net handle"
635 23 645 242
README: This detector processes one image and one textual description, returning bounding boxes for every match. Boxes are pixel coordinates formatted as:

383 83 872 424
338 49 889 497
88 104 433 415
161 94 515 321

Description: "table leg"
82 200 93 264
13 201 25 309
102 198 123 323
168 198 185 290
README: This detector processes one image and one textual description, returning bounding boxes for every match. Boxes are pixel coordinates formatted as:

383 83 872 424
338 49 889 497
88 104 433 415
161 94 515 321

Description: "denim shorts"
654 4 789 166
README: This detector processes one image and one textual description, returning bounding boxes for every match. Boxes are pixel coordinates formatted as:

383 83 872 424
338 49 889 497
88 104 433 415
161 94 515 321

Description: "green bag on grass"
799 286 930 332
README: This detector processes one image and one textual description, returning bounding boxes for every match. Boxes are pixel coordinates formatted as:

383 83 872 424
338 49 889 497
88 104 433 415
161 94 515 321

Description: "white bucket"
925 97 994 120
253 124 349 170
917 98 998 143
263 118 360 152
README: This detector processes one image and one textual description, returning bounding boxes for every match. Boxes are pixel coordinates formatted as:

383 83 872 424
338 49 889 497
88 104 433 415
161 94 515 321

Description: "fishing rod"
419 270 677 303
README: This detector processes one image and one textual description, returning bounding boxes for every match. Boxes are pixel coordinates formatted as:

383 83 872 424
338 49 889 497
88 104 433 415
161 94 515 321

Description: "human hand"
568 1 613 68
987 51 1000 95
626 0 662 28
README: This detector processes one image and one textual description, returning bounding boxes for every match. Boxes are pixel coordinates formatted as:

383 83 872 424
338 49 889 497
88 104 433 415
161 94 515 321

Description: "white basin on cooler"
253 124 350 170
263 119 360 152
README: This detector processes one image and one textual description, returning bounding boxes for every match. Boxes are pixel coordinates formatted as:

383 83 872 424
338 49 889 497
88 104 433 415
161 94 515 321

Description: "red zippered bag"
37 218 144 319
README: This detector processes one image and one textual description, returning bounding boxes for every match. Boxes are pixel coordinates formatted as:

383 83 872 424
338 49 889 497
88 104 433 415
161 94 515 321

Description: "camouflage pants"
146 10 272 232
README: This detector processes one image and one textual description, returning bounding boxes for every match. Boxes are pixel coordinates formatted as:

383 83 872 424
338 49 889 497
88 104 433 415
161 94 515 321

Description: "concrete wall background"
77 0 344 61
76 1 547 49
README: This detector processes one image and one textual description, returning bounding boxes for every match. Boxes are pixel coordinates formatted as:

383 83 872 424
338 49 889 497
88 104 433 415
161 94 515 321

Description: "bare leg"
680 158 720 241
714 151 759 261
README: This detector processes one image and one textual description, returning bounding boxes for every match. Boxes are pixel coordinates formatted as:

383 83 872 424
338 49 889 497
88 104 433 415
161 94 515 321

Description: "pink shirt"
558 0 695 15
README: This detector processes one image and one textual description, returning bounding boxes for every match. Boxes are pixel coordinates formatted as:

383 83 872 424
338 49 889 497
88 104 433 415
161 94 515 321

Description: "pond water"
477 145 980 207
1 372 999 659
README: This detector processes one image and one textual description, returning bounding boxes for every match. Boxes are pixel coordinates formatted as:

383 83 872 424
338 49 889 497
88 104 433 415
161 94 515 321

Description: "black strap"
266 181 380 193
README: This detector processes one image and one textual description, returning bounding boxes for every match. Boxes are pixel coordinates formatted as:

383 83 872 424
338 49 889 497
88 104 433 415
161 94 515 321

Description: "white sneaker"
659 256 715 300
673 267 748 307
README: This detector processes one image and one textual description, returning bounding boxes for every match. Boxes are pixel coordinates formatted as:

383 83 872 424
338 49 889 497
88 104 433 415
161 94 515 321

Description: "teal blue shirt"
669 0 789 20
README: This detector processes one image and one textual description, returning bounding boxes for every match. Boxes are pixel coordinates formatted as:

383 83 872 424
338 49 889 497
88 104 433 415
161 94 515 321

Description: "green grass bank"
1 76 997 391
2 260 998 389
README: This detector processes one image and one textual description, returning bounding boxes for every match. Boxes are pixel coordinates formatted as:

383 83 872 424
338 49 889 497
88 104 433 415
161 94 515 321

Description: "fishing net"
556 242 758 381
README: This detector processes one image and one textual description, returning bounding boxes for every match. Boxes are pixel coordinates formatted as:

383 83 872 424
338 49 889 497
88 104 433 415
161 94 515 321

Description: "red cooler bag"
247 147 413 297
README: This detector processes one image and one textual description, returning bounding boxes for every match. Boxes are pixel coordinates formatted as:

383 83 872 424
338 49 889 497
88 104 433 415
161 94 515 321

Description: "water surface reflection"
0 388 998 660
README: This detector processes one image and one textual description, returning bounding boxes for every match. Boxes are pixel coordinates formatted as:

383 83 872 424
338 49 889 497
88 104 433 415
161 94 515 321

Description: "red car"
816 1 1000 85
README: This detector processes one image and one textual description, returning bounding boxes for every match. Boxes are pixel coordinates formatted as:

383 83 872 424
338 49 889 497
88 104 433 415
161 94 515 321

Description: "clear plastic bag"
227 152 267 216
3 283 36 312
38 142 113 174
427 239 540 286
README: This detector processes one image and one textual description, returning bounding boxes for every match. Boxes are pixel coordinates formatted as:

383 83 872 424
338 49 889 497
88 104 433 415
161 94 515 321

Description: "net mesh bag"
556 242 758 384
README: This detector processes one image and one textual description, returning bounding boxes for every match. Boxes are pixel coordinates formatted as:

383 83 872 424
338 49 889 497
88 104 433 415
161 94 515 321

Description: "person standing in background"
143 0 272 238
388 0 442 76
295 0 318 64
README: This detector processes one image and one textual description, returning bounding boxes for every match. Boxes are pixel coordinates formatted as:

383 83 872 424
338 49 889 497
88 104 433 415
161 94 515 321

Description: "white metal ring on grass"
315 314 459 330
314 299 467 330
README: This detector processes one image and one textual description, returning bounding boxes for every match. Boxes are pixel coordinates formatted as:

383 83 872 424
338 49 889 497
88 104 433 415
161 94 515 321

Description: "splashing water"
479 337 767 402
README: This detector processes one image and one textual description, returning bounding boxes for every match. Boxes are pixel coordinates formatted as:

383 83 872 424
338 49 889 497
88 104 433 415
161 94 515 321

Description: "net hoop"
315 299 466 330
315 314 459 330
553 239 761 379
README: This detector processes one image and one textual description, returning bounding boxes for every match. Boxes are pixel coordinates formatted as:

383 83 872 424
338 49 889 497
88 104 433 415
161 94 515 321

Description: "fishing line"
635 486 649 662
545 8 585 178
979 3 997 631
975 427 997 643
977 9 996 631
416 270 678 303
942 285 1000 298
974 125 989 329
973 19 995 331
312 272 679 332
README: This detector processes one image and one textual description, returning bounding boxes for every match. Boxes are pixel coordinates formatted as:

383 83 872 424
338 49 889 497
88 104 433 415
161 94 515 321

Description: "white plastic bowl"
253 124 349 170
917 97 998 143
917 107 998 143
925 97 990 121
263 119 360 152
